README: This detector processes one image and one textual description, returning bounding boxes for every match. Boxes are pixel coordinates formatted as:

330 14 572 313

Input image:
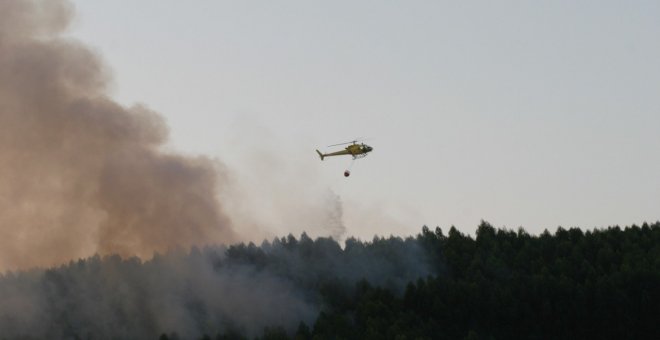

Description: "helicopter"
316 140 373 177
316 140 373 161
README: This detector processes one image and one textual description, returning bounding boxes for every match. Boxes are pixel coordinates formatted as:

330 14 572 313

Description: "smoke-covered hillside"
1 222 659 339
0 233 431 339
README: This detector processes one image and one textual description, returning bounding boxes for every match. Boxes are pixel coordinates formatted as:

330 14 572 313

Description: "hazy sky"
67 1 659 239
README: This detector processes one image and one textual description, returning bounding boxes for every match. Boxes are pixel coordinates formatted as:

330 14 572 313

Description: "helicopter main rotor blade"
327 137 371 147
327 141 353 147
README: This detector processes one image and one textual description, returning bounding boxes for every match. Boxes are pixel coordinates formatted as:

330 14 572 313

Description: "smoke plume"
0 0 236 271
0 3 437 338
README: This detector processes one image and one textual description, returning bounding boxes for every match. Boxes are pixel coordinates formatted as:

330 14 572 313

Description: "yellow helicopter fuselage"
316 143 373 161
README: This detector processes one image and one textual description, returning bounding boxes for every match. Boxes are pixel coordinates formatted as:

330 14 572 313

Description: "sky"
66 1 659 240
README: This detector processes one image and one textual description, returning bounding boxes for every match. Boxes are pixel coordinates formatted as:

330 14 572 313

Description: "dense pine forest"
2 222 659 339
304 222 660 340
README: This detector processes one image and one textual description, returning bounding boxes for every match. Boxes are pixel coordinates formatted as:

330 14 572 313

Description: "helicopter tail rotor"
316 149 324 161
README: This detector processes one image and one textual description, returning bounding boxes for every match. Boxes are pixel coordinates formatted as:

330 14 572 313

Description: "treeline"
2 222 659 339
198 222 660 340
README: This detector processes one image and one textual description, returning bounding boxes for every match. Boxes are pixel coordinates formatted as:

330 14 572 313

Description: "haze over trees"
1 221 658 339
307 222 660 340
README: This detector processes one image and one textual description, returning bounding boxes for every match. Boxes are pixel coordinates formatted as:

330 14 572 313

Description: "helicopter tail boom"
316 149 324 161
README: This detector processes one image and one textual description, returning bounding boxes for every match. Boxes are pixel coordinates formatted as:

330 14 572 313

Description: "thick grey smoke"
0 250 316 338
0 0 236 270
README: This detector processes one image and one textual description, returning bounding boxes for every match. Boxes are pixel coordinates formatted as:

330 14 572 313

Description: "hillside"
1 222 659 339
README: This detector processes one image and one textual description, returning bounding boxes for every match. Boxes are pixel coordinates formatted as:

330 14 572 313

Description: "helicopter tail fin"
316 149 324 161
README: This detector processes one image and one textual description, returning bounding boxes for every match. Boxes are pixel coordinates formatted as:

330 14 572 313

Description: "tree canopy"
2 222 658 339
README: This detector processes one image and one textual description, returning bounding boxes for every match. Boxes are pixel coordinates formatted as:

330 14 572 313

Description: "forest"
301 222 660 340
1 222 659 339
